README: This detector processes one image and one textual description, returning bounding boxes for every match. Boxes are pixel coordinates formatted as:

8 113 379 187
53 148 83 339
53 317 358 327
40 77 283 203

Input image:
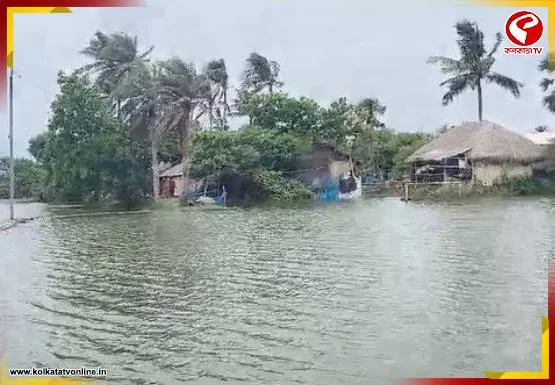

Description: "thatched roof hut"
407 121 547 165
160 163 184 178
406 121 549 185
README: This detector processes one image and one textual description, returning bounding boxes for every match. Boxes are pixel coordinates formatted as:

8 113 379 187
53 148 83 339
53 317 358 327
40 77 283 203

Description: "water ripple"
1 198 552 383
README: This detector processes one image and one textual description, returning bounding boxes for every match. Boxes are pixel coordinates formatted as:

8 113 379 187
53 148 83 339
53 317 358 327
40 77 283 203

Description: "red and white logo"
504 11 544 55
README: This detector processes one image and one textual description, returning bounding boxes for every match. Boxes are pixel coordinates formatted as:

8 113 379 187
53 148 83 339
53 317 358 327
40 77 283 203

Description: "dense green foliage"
409 177 555 201
249 169 314 201
190 91 430 202
0 157 45 200
18 24 552 206
32 73 151 203
189 125 313 203
351 129 432 180
190 127 310 178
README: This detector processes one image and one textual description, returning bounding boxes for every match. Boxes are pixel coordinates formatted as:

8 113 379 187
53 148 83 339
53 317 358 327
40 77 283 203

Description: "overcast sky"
0 0 551 157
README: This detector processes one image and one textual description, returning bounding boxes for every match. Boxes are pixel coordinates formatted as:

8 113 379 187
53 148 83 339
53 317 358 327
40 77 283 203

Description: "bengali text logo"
504 10 544 55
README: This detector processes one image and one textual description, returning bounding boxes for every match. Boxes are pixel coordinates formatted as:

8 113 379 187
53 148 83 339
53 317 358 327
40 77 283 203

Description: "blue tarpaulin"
317 178 340 201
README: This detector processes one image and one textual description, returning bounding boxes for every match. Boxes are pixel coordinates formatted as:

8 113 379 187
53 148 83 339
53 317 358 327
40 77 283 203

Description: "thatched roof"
407 121 548 164
160 163 184 177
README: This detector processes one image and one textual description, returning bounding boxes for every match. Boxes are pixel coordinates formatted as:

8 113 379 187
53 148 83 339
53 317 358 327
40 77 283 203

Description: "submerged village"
1 12 555 384
2 20 555 209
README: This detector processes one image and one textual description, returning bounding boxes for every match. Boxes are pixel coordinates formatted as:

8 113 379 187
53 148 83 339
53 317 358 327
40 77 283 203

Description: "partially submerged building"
406 121 548 185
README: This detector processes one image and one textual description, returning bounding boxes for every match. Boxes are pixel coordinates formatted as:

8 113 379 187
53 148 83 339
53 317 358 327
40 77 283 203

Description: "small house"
159 162 185 197
406 121 548 186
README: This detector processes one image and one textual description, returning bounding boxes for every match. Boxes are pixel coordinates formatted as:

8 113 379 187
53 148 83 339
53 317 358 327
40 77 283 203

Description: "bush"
408 176 555 201
0 158 46 200
249 169 314 201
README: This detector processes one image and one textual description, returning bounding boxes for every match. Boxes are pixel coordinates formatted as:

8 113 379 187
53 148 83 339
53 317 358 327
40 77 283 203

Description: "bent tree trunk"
181 119 193 194
477 80 483 122
150 126 160 203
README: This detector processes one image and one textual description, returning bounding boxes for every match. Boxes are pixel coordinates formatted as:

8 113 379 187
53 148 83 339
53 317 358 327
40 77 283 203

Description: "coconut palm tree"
79 31 154 116
202 59 230 130
117 61 163 202
156 58 211 187
355 98 386 130
427 20 523 121
80 31 161 200
241 52 283 94
539 55 555 113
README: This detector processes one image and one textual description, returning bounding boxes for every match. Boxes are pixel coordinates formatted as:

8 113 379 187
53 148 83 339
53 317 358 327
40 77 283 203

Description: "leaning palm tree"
157 58 211 188
355 98 387 131
202 58 230 130
118 61 163 202
428 20 523 121
241 52 283 94
79 31 154 116
539 55 555 113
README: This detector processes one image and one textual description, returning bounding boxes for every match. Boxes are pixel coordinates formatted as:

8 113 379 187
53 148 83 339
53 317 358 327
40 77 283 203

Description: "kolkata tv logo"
504 10 544 55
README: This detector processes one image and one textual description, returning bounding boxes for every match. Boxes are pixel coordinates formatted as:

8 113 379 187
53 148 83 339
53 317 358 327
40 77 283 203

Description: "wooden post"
443 158 447 184
404 182 409 202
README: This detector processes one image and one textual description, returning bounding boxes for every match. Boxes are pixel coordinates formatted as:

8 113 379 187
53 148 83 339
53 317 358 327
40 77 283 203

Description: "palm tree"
117 61 163 202
79 31 154 117
539 55 555 113
80 31 160 200
241 52 283 94
157 58 211 188
355 98 386 130
202 59 230 130
427 20 523 121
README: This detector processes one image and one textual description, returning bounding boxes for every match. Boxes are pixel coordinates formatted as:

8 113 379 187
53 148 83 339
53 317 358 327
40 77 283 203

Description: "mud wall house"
405 121 548 186
159 163 185 197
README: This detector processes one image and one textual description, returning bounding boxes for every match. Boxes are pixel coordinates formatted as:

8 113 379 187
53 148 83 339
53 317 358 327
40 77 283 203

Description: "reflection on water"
1 197 553 384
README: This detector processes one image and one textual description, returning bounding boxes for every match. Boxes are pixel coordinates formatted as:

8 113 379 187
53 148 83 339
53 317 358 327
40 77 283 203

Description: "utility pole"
8 68 14 220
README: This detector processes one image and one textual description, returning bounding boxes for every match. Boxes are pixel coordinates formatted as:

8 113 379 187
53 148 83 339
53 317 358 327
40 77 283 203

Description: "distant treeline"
13 20 555 204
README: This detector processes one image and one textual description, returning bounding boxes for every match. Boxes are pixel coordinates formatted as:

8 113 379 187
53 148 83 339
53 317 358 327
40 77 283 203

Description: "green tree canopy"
241 52 283 94
237 92 320 135
34 72 150 203
0 158 46 200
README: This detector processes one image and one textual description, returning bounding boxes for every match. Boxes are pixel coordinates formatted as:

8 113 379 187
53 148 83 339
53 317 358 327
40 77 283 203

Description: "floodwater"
0 200 48 223
1 197 553 384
